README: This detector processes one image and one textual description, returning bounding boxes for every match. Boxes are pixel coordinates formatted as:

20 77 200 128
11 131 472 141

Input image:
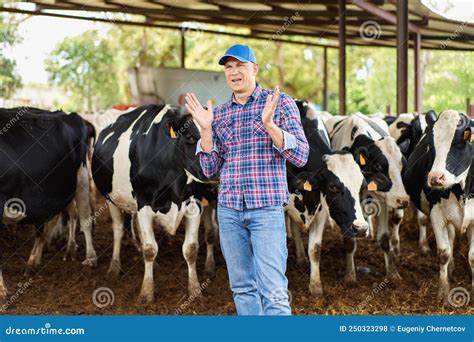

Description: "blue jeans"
217 203 291 315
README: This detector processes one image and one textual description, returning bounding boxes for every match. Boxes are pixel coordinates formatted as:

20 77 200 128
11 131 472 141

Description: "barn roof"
12 0 474 51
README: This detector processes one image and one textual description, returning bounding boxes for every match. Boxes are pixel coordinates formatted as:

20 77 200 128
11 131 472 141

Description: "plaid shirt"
195 84 309 210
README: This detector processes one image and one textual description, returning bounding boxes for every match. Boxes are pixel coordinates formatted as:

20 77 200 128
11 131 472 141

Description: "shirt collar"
231 83 262 106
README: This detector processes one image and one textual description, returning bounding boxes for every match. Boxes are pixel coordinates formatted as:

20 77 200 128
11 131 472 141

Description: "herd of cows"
0 100 472 309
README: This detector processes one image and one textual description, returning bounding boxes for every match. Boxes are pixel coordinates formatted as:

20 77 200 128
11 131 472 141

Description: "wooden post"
181 31 186 68
338 0 346 115
397 0 408 115
323 47 328 111
414 33 422 113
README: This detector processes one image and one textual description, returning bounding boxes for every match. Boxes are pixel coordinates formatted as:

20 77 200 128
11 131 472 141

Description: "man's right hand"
185 93 214 131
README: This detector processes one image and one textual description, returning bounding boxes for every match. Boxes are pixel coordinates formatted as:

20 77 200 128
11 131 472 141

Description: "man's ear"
253 63 259 76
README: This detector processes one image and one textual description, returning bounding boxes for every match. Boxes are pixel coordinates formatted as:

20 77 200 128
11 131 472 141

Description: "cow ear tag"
368 181 377 191
359 154 366 166
170 126 177 138
463 129 471 142
201 198 209 207
303 180 312 191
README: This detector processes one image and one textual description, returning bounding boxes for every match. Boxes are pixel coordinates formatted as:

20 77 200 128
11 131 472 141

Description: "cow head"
320 152 369 237
426 110 473 190
388 113 426 159
287 170 321 231
352 135 409 209
163 109 207 182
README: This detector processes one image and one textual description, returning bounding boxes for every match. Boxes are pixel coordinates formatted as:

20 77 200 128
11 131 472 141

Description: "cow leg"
447 223 455 279
430 204 451 303
343 237 357 285
63 201 78 262
290 217 309 268
107 202 124 278
368 214 377 240
377 203 402 282
0 268 7 304
308 210 326 296
27 233 44 271
285 212 291 238
183 203 201 296
202 204 217 277
75 164 97 267
136 206 157 303
468 223 474 295
28 217 61 273
44 212 66 251
389 209 403 258
130 214 141 252
417 209 431 255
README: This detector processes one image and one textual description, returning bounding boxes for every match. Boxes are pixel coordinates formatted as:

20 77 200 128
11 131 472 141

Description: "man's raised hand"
185 93 214 131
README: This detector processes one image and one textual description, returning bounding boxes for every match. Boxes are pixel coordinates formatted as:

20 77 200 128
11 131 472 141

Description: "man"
185 44 309 315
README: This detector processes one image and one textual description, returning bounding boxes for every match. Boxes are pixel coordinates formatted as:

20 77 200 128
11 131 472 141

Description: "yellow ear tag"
170 126 177 138
368 181 378 191
464 129 471 140
303 180 312 191
359 154 366 166
201 198 209 207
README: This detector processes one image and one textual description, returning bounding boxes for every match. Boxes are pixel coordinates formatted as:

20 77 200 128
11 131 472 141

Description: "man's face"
224 57 258 93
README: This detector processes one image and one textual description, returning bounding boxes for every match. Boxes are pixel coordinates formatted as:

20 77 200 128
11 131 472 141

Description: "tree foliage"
44 22 473 114
0 5 22 98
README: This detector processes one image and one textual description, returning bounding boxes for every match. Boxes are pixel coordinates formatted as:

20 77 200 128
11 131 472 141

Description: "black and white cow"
382 113 432 255
0 107 96 303
92 104 207 302
286 101 369 296
327 113 409 283
403 110 473 302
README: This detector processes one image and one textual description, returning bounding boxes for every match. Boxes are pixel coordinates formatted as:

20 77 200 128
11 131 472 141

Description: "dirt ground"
1 196 472 315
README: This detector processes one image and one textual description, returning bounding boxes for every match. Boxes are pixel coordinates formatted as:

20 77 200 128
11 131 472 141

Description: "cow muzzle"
427 171 446 188
395 197 409 209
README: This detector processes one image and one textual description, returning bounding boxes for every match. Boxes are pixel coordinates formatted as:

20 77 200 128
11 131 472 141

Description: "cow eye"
186 135 197 144
328 183 340 193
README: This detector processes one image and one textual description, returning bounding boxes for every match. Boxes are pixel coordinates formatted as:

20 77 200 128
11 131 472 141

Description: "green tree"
45 30 121 112
0 6 22 98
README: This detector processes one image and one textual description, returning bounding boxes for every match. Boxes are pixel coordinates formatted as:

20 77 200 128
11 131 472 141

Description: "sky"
5 4 104 84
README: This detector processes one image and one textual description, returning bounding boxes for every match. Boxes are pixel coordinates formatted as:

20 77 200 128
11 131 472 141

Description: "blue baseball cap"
218 44 257 65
